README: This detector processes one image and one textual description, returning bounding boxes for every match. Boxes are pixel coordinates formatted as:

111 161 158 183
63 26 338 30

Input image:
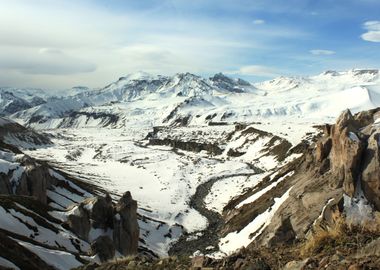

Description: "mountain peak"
118 71 156 82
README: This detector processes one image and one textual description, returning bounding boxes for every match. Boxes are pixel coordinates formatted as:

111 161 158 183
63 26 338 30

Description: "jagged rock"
113 191 139 255
66 193 113 241
91 236 115 262
267 217 296 247
361 132 380 210
66 204 91 241
87 194 114 229
21 162 51 204
315 138 332 162
329 110 365 196
66 191 139 258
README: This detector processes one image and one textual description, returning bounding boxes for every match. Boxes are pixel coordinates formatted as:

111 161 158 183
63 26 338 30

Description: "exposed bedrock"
148 138 223 155
0 155 54 204
66 191 139 261
222 108 380 249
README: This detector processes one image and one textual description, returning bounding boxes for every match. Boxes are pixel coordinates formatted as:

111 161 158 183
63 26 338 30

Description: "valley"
0 69 380 269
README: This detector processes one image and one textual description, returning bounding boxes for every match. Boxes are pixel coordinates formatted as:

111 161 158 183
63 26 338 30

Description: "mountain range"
0 69 379 269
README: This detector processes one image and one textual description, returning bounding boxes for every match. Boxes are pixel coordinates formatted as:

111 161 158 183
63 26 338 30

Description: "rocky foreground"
76 109 380 269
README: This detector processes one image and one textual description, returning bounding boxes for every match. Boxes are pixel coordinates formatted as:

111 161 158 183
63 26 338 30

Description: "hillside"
0 69 379 269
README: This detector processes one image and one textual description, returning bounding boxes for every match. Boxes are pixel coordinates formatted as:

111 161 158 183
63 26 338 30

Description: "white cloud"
0 0 308 88
310 49 336 55
361 21 380 42
0 47 96 75
227 65 278 77
253 19 265 25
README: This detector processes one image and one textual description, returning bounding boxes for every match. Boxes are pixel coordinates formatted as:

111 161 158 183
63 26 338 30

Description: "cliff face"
319 109 380 210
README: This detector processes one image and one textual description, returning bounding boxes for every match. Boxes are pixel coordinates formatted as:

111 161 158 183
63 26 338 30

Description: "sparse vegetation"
301 214 380 258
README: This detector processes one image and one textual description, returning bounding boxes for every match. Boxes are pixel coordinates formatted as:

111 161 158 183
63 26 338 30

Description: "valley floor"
24 120 310 258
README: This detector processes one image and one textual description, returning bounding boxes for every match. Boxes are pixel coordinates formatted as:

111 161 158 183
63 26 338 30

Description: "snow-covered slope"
10 69 380 137
1 68 380 268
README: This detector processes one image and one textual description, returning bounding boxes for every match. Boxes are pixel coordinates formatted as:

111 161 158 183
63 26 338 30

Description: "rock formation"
113 191 139 255
317 108 380 209
0 154 54 204
66 191 140 261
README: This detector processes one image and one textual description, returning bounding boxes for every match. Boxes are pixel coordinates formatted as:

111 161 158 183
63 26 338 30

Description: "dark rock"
113 191 139 256
267 216 296 247
88 195 114 229
90 236 115 262
243 259 271 270
66 204 91 241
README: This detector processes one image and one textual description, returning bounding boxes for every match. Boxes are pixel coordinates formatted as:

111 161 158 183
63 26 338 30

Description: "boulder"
90 236 115 262
113 191 139 255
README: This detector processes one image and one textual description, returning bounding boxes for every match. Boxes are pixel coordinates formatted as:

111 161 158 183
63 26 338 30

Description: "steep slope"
0 117 52 148
200 108 380 267
0 120 141 269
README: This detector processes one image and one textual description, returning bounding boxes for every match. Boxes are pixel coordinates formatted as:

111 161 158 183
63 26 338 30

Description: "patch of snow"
219 187 293 255
17 240 83 270
0 256 20 270
205 173 267 214
236 171 294 209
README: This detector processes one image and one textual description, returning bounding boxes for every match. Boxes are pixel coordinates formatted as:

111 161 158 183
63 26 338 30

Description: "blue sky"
0 0 379 88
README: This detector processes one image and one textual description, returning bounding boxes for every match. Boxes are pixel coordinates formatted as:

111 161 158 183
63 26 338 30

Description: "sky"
0 0 379 89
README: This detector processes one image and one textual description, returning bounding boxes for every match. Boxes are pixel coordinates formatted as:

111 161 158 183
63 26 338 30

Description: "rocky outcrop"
361 131 380 210
148 138 223 155
0 117 52 147
316 108 380 209
220 108 380 252
91 236 116 262
67 204 91 240
66 191 139 261
328 109 365 195
113 191 139 256
0 154 54 204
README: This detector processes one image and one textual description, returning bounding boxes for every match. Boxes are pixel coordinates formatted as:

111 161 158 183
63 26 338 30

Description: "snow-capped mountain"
1 69 380 269
9 69 380 141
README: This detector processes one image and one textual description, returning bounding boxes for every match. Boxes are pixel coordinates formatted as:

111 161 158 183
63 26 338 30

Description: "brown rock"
329 110 365 196
361 132 380 210
283 259 309 270
348 264 362 270
315 138 332 162
191 256 205 268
